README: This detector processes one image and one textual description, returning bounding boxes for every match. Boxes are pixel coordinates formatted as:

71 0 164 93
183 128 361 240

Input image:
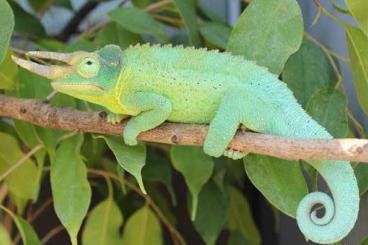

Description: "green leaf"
194 181 229 245
51 134 91 244
199 21 231 49
226 186 261 245
354 164 368 195
360 236 368 245
0 0 14 63
95 23 142 49
0 132 39 201
0 49 17 90
283 38 337 106
244 154 308 217
345 0 368 37
0 223 11 245
121 206 163 245
228 231 251 245
227 0 303 74
8 1 46 39
173 0 202 46
170 146 214 220
82 198 123 245
346 26 368 115
306 88 348 137
143 148 175 204
103 136 147 194
109 7 167 41
0 205 40 245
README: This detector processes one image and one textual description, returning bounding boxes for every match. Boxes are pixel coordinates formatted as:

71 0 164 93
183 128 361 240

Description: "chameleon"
12 44 359 244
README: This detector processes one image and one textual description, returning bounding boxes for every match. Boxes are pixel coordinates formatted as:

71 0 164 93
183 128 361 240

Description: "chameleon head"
12 45 123 103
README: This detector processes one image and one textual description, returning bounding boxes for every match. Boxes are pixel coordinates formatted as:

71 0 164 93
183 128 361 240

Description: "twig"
1 95 368 162
41 225 64 244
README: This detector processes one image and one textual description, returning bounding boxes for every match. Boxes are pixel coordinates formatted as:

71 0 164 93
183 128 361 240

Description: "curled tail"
296 159 359 244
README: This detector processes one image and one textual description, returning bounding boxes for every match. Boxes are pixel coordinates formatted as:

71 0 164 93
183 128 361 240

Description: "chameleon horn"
11 55 71 80
26 51 74 64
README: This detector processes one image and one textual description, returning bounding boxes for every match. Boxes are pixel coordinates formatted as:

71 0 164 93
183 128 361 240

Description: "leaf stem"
41 225 64 244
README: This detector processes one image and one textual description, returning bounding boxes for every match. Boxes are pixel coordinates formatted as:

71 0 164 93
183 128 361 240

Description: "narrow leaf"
199 21 231 49
283 38 337 106
109 7 167 41
103 136 147 194
0 49 17 90
170 146 214 220
354 164 368 195
82 198 123 245
244 154 308 217
0 223 11 245
346 26 368 115
0 205 40 245
121 206 163 245
0 132 39 201
95 23 142 49
51 134 91 244
306 88 348 138
194 181 229 245
0 0 14 63
226 186 261 245
345 0 368 37
227 0 303 74
173 0 202 46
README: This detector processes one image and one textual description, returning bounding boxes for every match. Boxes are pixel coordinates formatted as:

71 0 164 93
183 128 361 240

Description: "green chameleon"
13 44 359 244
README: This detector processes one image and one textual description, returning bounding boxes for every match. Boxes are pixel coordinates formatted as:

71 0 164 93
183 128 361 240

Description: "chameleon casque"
13 44 359 244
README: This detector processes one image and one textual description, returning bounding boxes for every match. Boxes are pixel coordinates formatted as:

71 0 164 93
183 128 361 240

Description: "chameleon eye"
77 56 100 78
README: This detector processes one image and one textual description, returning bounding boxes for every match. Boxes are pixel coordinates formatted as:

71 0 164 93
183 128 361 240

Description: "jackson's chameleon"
12 44 359 244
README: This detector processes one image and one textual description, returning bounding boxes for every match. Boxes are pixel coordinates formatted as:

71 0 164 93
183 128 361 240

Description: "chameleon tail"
296 159 359 244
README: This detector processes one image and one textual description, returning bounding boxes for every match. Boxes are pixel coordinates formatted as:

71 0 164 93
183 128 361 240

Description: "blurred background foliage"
0 0 368 244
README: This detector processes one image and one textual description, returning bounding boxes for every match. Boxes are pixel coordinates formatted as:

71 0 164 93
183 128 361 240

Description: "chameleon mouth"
51 82 104 92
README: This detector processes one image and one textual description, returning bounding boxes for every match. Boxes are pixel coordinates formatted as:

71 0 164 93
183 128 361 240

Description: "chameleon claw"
224 148 248 160
106 113 126 125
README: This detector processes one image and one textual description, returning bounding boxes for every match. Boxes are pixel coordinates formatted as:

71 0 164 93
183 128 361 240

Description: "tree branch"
1 94 368 162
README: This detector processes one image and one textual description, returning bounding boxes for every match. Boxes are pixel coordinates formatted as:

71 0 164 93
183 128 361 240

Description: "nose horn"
26 51 74 64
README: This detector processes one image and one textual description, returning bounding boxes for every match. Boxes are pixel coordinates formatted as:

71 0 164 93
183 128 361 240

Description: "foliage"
0 0 367 244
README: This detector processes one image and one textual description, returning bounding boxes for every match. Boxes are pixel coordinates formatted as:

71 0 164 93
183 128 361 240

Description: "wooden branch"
1 94 368 162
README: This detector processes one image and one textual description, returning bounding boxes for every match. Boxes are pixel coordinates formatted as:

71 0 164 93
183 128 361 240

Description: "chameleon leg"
203 90 244 159
122 92 172 145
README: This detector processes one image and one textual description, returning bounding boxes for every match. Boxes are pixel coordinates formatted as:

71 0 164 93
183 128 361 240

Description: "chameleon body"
13 44 359 244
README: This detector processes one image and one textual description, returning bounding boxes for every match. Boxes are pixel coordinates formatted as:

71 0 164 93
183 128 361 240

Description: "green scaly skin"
13 44 359 244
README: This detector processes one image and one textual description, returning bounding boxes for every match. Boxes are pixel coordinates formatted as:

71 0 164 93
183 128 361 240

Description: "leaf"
173 0 202 46
226 0 303 74
82 198 123 245
346 26 368 115
51 134 91 244
360 236 368 245
0 132 39 201
244 154 308 217
103 136 147 194
0 223 11 245
306 88 348 137
8 1 46 39
0 205 41 245
345 0 368 37
0 0 14 63
0 49 17 90
121 206 163 245
226 186 261 245
354 164 368 195
194 181 229 245
199 21 231 49
283 38 337 106
95 23 142 49
142 147 175 204
170 146 214 219
109 7 167 41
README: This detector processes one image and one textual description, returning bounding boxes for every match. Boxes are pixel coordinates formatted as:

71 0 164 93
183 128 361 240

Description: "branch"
1 94 368 162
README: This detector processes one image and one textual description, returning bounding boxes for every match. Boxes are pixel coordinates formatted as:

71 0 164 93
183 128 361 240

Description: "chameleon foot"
224 148 248 160
106 113 127 125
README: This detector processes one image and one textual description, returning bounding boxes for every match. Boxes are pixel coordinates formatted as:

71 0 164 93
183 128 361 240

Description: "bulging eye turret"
77 56 100 78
